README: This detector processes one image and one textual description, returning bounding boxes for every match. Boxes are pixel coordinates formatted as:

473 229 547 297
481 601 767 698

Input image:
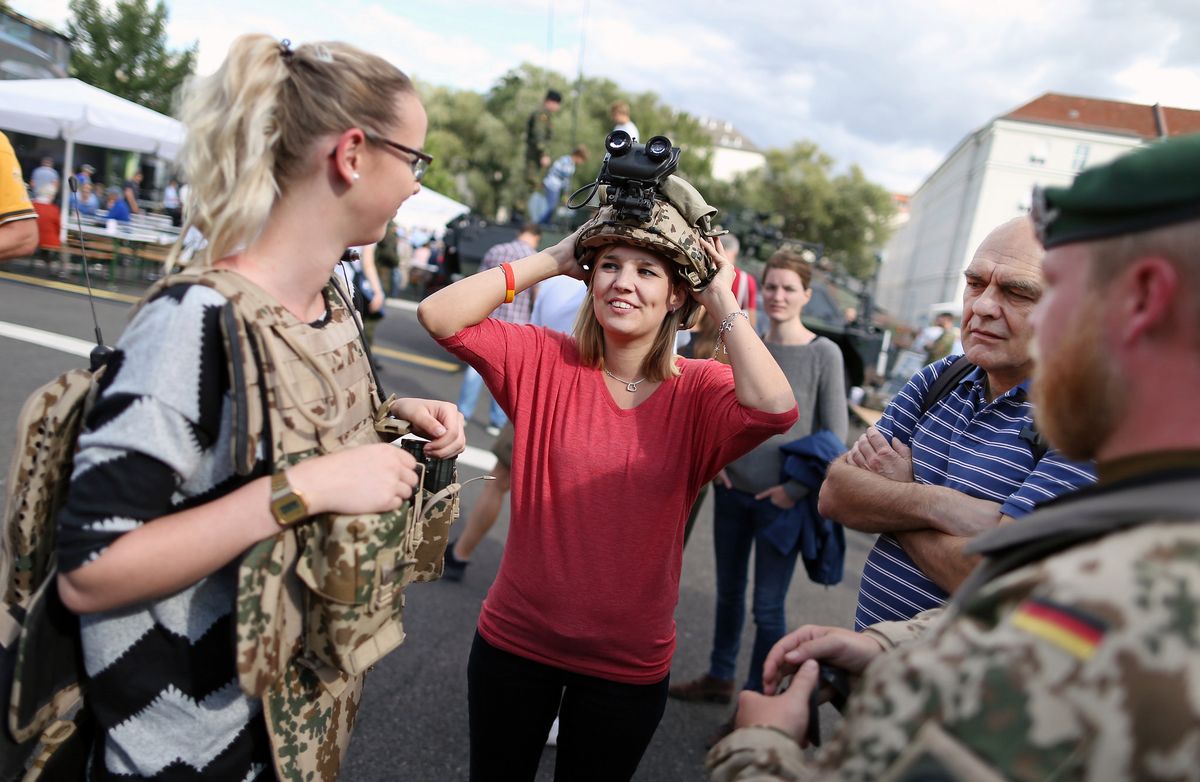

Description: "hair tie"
279 38 294 61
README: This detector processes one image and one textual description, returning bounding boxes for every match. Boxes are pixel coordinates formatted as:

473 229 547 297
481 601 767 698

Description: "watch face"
271 491 307 522
270 474 309 525
277 497 306 520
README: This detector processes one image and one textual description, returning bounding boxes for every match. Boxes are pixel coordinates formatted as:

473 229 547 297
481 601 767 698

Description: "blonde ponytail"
169 35 414 267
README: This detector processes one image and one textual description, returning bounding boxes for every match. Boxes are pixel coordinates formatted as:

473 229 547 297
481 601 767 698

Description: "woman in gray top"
669 248 848 740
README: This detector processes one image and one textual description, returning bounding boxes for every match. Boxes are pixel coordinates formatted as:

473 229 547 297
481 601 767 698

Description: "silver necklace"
604 368 647 393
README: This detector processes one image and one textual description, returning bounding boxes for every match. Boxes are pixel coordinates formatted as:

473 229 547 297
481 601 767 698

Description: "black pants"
467 631 669 782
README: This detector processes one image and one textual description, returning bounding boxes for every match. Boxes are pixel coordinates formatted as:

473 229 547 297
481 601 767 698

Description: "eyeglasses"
365 133 433 182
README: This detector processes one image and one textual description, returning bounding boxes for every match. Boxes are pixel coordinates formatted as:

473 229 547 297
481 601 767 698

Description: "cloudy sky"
17 0 1200 193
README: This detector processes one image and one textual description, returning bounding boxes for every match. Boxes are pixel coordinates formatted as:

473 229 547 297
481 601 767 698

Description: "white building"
697 117 766 182
876 93 1200 328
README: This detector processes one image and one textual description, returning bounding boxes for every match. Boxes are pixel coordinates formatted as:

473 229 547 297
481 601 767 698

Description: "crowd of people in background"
2 34 1199 782
6 147 191 258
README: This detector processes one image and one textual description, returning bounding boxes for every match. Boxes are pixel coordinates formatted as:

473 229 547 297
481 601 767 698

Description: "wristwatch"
269 470 309 527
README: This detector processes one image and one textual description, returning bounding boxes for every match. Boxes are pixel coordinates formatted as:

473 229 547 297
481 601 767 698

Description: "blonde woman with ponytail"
54 35 463 780
419 183 797 781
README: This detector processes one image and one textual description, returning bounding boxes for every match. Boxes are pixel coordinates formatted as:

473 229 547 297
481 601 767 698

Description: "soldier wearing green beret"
707 132 1200 781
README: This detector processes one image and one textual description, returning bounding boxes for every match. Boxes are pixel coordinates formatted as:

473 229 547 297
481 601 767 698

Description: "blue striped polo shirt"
854 356 1096 631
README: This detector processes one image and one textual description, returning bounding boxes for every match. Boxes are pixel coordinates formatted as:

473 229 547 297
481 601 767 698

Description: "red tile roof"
1003 93 1200 139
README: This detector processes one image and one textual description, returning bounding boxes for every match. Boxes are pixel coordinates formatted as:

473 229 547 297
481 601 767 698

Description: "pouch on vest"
294 501 414 677
397 437 462 582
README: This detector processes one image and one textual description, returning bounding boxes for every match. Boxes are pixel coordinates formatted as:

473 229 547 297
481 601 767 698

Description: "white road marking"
2 318 496 471
0 320 94 358
452 444 497 472
396 437 496 473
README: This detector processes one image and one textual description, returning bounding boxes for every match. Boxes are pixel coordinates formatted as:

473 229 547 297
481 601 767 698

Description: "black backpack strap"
918 356 976 418
1018 422 1050 461
919 355 1050 462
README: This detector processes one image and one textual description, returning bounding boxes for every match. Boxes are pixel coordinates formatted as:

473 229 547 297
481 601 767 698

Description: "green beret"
1032 132 1200 248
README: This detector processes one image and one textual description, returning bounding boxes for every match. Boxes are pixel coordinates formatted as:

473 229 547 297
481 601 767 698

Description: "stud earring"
351 172 360 181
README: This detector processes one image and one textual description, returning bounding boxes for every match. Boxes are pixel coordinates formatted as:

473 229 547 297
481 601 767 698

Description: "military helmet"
575 194 715 329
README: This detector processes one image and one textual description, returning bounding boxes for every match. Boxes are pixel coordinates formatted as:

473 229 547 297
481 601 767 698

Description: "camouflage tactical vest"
146 267 461 781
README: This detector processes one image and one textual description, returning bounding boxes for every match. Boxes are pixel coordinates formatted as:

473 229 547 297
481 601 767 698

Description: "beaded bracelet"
713 310 750 357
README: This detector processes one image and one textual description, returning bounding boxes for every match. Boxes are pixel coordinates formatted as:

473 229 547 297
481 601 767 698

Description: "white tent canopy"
0 78 185 159
393 186 470 236
0 78 186 242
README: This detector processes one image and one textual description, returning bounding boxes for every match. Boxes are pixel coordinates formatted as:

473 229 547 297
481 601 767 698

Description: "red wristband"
501 262 515 304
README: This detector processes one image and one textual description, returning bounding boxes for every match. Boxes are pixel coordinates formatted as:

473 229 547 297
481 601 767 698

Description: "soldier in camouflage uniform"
525 89 561 189
52 35 464 781
707 132 1200 781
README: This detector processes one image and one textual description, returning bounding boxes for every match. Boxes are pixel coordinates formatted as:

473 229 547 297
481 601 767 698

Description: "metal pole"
59 136 75 245
570 0 588 148
546 0 554 72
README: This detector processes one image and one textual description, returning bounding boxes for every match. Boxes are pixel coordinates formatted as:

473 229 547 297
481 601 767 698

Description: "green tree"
66 0 196 115
722 142 895 281
420 62 716 221
413 60 891 277
825 165 897 280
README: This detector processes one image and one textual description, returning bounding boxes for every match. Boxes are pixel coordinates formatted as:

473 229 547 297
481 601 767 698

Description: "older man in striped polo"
819 216 1096 630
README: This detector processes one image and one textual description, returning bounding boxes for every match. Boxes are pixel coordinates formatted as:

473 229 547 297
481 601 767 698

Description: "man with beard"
707 132 1200 781
820 217 1095 632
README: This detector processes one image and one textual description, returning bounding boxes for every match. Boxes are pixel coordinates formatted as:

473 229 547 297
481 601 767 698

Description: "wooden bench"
57 235 120 281
133 242 175 279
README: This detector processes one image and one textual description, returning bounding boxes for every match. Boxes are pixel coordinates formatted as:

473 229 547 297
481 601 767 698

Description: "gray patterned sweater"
57 283 273 781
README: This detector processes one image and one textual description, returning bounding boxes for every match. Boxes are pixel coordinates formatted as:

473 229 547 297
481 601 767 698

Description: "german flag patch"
1010 598 1107 660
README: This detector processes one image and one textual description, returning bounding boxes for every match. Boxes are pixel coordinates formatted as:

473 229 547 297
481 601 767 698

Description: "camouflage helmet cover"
574 197 716 329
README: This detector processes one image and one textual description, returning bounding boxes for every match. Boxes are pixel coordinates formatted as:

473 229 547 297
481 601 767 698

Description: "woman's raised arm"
417 233 579 338
693 237 796 414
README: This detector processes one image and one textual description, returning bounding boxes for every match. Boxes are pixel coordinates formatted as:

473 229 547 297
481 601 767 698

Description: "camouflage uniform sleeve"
706 726 815 782
861 607 943 650
810 522 1200 781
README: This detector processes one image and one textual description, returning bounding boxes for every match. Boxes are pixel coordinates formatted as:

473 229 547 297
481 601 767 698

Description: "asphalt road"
0 262 873 781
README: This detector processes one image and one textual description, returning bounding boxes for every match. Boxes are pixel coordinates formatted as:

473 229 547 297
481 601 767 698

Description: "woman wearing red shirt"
419 189 798 781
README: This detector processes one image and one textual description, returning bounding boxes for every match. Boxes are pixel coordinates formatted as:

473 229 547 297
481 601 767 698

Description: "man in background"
455 224 542 437
525 90 562 190
539 145 588 224
123 170 143 214
28 155 59 196
726 234 758 331
610 100 639 141
1 132 38 260
819 217 1095 630
708 129 1200 782
919 311 959 364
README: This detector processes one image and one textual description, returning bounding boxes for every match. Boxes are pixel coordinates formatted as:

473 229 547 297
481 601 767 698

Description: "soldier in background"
525 89 561 189
707 133 1200 781
922 310 959 364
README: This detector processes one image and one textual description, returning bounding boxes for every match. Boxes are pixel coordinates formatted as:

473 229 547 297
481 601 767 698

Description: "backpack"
0 365 103 781
0 269 463 780
919 356 1049 461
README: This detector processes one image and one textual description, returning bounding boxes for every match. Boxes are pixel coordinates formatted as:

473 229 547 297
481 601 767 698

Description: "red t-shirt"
438 319 797 683
33 201 61 248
